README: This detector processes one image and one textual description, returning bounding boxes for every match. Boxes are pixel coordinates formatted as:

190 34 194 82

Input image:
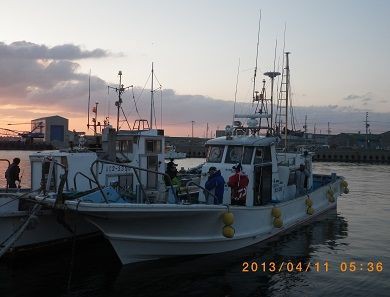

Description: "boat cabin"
199 134 313 207
29 126 166 201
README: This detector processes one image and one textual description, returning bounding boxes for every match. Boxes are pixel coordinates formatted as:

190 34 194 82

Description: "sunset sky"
1 0 389 137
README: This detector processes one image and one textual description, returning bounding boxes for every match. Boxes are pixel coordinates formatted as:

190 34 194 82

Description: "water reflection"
110 210 348 297
0 210 348 297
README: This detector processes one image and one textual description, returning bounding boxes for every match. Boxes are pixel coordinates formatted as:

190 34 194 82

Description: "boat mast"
116 71 123 131
87 70 91 132
107 71 132 131
284 52 290 150
252 10 262 102
150 62 154 129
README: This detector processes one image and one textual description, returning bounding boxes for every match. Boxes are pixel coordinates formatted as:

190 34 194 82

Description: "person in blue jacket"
205 167 225 204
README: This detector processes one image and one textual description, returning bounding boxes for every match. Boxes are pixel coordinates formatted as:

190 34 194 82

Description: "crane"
1 121 45 143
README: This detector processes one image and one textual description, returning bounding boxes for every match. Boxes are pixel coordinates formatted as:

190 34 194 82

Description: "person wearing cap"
164 158 179 186
5 157 21 188
228 163 249 206
205 167 225 204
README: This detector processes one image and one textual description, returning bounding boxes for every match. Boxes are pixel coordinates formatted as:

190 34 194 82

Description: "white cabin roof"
206 135 277 147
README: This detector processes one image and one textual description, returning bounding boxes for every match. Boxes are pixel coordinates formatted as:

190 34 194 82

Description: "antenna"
252 10 262 102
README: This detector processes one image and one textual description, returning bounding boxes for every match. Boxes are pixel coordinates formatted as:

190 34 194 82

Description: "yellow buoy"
305 198 313 207
271 207 281 218
222 212 234 226
307 207 314 215
273 217 283 228
344 187 350 194
341 180 348 188
223 225 235 238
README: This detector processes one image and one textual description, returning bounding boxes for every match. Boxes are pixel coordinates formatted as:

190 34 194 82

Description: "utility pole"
191 121 195 138
206 122 209 139
365 112 370 149
327 122 331 136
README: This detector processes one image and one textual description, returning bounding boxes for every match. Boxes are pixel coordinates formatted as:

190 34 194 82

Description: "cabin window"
225 146 254 164
146 139 162 154
116 140 133 153
147 155 158 189
206 146 224 163
242 147 254 164
254 146 271 164
225 146 243 164
42 161 56 191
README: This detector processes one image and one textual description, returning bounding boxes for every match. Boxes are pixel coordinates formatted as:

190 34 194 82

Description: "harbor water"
0 151 389 297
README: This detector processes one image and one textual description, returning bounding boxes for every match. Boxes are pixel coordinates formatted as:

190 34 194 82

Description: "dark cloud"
343 93 374 102
0 41 110 110
0 41 109 60
343 94 361 101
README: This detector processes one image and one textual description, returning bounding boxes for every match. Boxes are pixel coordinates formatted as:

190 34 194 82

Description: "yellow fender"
223 225 235 238
271 207 281 218
271 207 283 228
222 212 234 226
273 217 283 228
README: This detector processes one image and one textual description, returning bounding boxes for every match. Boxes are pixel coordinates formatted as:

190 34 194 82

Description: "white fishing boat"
0 152 100 257
0 69 163 256
38 53 349 265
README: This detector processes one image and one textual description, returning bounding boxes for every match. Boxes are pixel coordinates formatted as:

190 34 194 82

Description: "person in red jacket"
227 163 249 206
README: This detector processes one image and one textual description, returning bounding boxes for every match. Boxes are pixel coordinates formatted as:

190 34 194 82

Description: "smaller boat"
164 145 186 159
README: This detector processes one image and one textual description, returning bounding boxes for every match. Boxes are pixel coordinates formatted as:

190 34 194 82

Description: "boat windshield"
225 146 254 164
206 146 224 163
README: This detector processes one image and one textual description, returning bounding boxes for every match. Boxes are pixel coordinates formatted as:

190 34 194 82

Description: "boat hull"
0 194 98 253
66 178 343 264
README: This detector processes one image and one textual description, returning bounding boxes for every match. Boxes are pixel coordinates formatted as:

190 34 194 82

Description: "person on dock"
5 158 21 189
205 167 225 205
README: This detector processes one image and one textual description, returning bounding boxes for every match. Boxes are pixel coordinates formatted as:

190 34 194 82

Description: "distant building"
31 115 69 148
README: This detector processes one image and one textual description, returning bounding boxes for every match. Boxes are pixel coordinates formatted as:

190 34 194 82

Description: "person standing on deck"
5 158 21 188
205 167 225 205
227 163 249 206
296 164 309 195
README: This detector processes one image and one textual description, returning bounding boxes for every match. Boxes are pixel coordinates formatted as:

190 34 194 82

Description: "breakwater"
313 148 390 163
0 141 53 150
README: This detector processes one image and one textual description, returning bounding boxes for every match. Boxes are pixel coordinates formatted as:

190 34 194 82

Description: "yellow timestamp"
241 261 383 273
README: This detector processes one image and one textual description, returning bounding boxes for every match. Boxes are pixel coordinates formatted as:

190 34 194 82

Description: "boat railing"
89 159 178 204
0 159 10 191
73 171 97 191
184 180 219 203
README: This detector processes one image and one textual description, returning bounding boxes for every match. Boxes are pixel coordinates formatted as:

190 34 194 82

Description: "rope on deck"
0 203 42 258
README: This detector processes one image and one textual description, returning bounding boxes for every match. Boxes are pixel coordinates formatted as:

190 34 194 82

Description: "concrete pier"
313 149 390 163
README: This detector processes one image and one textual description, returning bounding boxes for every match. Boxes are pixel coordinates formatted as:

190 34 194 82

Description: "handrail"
184 180 219 203
73 171 97 191
89 159 178 204
0 159 11 191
